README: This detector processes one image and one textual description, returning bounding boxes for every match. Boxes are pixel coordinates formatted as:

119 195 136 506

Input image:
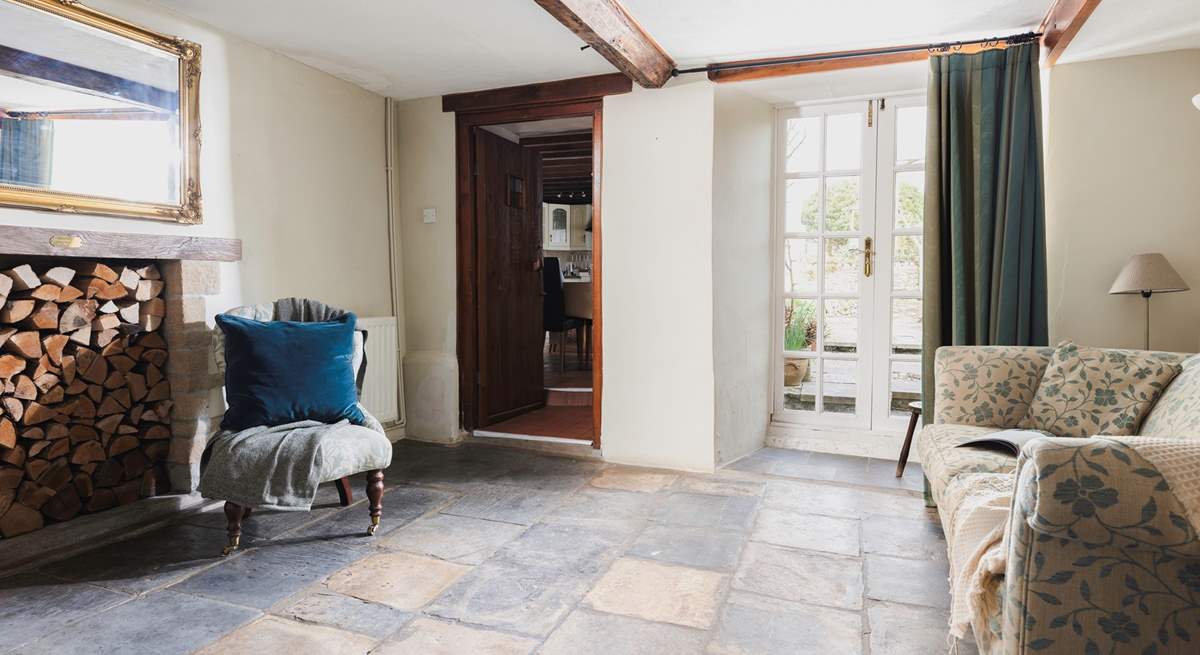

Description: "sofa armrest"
1003 437 1200 654
933 346 1052 428
1014 437 1199 552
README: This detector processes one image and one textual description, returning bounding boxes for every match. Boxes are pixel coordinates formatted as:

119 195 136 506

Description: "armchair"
199 298 393 556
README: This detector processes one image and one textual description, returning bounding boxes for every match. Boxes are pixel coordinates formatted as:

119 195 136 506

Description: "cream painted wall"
391 97 460 442
712 87 773 466
0 0 392 320
601 82 717 472
1046 49 1200 353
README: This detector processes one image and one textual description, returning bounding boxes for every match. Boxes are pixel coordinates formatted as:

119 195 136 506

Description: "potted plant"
783 302 817 386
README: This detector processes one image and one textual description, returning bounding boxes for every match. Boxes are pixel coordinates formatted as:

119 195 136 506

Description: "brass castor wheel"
366 515 380 536
221 535 240 557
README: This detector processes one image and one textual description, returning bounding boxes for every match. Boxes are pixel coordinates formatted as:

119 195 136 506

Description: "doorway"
772 94 928 436
452 97 606 448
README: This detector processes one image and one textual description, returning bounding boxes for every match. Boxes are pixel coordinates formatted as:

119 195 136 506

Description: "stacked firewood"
0 261 172 539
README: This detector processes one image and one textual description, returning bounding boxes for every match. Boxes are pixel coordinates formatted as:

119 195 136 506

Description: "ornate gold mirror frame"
0 0 202 223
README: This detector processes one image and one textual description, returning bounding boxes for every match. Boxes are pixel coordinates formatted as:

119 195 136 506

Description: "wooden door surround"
446 74 630 448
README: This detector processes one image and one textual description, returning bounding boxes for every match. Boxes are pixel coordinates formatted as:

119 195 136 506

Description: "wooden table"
895 401 923 477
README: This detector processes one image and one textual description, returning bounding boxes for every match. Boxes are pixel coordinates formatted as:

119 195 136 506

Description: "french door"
773 94 927 434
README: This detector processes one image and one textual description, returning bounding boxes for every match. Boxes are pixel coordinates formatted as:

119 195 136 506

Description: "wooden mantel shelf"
0 225 242 261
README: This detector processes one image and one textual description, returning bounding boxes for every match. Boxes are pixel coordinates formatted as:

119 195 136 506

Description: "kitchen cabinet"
542 203 592 250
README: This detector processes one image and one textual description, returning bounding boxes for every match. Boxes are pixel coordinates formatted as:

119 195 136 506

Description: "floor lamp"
1109 253 1190 350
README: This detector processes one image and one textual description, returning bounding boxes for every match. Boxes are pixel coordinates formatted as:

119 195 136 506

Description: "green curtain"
0 117 54 187
922 41 1049 420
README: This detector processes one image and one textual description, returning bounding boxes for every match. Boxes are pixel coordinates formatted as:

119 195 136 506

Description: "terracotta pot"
783 358 810 386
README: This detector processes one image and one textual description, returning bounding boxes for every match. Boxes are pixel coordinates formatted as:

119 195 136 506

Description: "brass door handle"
864 237 874 278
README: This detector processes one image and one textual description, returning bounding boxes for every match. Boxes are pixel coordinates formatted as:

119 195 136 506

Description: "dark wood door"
474 128 544 426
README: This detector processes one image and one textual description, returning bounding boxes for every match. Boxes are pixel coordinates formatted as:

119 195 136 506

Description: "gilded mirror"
0 0 201 223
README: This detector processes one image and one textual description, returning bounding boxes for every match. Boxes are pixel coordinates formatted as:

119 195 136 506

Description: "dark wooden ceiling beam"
521 131 593 147
1040 0 1103 65
533 0 675 88
442 73 630 113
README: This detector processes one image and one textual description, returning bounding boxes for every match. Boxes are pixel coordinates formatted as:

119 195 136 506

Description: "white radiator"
358 316 403 425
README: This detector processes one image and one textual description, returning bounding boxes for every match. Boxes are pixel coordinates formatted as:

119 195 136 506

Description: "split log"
0 274 11 302
40 266 76 288
67 325 91 347
135 280 164 301
22 302 59 331
3 265 39 292
1 398 23 422
92 314 121 332
0 467 22 489
60 300 98 333
26 285 61 302
43 334 68 365
0 300 35 324
86 488 115 512
42 484 80 521
70 441 105 465
0 355 25 379
0 501 42 537
2 331 40 359
116 267 141 294
23 403 56 426
56 285 83 303
117 301 140 325
108 435 138 457
75 262 118 283
0 418 14 449
13 376 36 401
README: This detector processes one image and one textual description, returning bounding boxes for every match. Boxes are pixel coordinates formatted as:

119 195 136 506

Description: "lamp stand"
1141 290 1152 350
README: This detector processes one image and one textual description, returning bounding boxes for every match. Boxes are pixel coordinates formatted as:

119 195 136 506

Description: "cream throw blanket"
946 435 1200 653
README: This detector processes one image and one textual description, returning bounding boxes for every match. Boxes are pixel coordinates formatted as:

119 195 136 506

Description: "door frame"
449 77 623 449
769 90 926 440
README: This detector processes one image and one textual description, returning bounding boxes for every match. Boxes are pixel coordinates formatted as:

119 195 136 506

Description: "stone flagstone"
584 558 725 629
273 590 411 640
326 552 470 611
373 617 538 655
733 542 864 610
381 513 527 565
589 467 678 493
709 591 864 655
540 609 708 655
197 616 376 655
750 508 861 556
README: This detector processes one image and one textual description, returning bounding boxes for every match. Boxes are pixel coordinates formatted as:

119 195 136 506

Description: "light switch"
422 208 437 224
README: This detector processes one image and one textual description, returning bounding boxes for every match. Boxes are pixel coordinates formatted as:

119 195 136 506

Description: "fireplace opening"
0 256 173 540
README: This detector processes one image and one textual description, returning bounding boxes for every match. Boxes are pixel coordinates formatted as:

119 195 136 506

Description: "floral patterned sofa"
916 345 1200 654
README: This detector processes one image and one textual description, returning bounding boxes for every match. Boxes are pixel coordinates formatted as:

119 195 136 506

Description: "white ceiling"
148 0 1198 102
1057 0 1200 64
621 0 1047 66
150 0 614 99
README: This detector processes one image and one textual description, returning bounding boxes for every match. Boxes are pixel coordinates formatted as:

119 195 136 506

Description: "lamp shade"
1109 253 1190 295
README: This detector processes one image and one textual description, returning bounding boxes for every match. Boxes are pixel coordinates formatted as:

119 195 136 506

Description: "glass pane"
824 299 858 354
785 116 820 173
822 358 857 414
893 235 922 293
890 360 922 417
892 298 922 355
825 113 862 170
824 176 860 232
824 237 860 293
784 178 820 233
782 356 815 412
783 238 818 294
896 106 927 167
895 171 924 229
783 299 817 352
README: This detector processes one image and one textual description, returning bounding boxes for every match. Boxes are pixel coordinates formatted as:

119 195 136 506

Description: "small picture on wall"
507 175 525 209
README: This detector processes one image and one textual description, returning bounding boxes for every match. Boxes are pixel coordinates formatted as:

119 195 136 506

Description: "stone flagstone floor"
0 442 976 654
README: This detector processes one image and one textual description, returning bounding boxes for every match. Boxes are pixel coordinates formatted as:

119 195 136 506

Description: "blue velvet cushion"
215 313 365 432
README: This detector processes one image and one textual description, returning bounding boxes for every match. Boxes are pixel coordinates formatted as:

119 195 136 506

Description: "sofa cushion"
1140 355 1200 438
1018 342 1183 438
915 423 1018 507
933 346 1053 428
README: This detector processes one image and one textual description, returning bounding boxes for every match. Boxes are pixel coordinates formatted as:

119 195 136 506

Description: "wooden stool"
895 401 923 477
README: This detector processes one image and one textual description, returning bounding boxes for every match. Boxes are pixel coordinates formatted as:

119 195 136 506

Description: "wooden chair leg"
222 501 249 556
335 477 354 506
576 326 583 360
559 332 566 372
365 469 384 536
